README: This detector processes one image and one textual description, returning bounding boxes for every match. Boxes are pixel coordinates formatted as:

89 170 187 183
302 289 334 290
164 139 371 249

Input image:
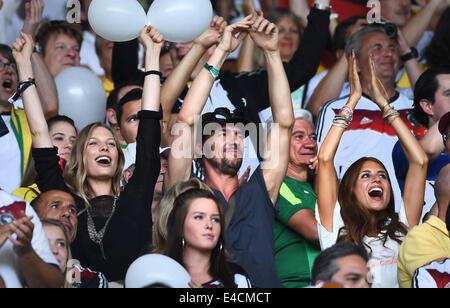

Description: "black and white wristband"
8 78 36 103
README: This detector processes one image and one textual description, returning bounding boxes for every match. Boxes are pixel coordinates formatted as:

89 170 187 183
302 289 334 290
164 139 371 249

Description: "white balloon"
125 254 191 288
55 67 107 131
88 0 147 42
147 0 213 43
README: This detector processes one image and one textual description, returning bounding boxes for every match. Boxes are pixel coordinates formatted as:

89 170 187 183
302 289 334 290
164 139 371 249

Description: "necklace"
86 195 118 260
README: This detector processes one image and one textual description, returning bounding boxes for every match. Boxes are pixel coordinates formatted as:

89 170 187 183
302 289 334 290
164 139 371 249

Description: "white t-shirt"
0 190 59 288
0 114 22 193
315 92 420 210
315 200 409 288
304 72 414 109
411 259 450 288
80 31 105 77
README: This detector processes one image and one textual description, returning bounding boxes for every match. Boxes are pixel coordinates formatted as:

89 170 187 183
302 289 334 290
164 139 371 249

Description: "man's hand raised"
194 16 228 50
217 15 254 54
248 10 279 53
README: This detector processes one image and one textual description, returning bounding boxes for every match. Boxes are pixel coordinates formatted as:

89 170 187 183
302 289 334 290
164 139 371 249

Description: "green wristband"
204 63 219 79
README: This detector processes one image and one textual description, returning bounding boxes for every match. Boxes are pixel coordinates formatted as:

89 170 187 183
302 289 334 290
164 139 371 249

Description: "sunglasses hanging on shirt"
0 116 9 138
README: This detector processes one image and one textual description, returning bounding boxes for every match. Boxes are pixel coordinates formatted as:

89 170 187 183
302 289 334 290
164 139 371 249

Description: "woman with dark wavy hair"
164 188 251 288
316 52 428 288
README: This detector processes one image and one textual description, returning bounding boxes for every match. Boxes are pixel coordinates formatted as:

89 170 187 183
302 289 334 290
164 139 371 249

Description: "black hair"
311 243 370 285
0 44 15 64
424 7 450 68
107 80 144 111
116 88 143 127
413 68 450 127
333 16 366 54
46 115 77 133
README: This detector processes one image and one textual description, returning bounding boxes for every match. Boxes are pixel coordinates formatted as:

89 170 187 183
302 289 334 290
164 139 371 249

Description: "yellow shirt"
398 216 450 288
12 183 40 204
103 77 114 97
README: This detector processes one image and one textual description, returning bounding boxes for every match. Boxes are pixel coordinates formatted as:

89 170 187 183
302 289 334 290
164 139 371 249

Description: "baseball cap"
200 108 250 141
438 111 450 134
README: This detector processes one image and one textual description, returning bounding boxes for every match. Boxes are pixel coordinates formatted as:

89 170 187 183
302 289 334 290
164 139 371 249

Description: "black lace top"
33 110 162 282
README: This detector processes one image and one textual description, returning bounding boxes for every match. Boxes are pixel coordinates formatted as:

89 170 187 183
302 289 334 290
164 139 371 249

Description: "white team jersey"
315 92 425 210
0 190 59 288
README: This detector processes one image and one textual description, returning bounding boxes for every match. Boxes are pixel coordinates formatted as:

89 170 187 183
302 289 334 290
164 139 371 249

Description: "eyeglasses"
0 61 17 72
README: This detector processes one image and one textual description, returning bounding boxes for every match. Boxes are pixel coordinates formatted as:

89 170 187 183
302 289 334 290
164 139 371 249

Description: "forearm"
236 36 256 72
143 51 161 112
17 60 52 148
393 115 428 227
284 7 330 92
31 52 58 119
161 43 208 118
307 55 348 116
178 48 229 126
390 116 428 167
262 50 294 203
289 0 309 27
264 50 293 128
403 57 424 91
19 251 64 288
401 0 440 47
419 121 445 160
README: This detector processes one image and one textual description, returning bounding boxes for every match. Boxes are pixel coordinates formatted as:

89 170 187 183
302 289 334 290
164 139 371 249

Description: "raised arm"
400 0 449 48
397 28 424 92
317 51 361 232
248 15 295 204
22 0 58 119
307 54 348 117
368 58 428 228
236 2 258 73
165 16 253 190
160 16 227 121
420 121 445 160
12 32 52 149
139 26 164 112
289 0 309 28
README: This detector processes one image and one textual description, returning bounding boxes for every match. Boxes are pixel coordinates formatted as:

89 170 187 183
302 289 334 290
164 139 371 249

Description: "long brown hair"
152 178 214 253
337 157 408 250
164 188 237 288
64 122 124 209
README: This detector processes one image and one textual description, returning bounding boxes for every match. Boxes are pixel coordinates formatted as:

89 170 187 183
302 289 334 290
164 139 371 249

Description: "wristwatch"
312 2 332 12
400 47 418 63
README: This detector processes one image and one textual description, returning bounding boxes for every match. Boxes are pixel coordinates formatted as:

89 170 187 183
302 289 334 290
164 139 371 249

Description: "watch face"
0 212 16 226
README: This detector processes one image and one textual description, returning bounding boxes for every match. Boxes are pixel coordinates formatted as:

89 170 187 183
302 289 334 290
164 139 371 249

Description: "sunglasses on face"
0 61 16 72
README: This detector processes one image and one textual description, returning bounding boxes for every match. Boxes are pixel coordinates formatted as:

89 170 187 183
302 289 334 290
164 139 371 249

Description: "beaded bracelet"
382 108 399 120
340 106 353 122
332 122 348 129
333 117 350 129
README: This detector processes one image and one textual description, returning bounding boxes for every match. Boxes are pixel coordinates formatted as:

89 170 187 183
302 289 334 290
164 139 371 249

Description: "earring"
182 238 185 248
